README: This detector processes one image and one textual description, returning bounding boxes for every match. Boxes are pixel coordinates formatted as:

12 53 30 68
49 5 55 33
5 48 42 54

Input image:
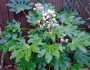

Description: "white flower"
45 12 48 16
37 20 40 23
42 12 48 16
61 38 64 42
35 3 41 7
33 8 36 10
47 9 55 14
51 10 55 14
40 7 44 10
48 24 51 27
65 39 68 42
46 21 49 23
47 9 52 14
52 18 56 21
35 4 37 7
40 25 42 28
52 14 56 17
42 17 46 21
46 15 50 19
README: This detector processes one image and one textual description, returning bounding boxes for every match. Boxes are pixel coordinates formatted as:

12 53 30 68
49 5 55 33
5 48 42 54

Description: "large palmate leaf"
70 63 88 70
10 45 31 62
0 20 22 53
26 11 42 26
0 20 22 44
57 11 85 25
44 44 62 63
1 1 90 70
10 41 40 62
38 43 63 63
36 57 47 70
6 0 33 14
16 59 36 70
74 49 90 67
67 31 90 52
51 53 71 70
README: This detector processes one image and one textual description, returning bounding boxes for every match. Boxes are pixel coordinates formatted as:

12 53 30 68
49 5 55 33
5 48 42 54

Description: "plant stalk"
21 28 30 30
48 65 50 70
23 36 28 38
22 10 27 16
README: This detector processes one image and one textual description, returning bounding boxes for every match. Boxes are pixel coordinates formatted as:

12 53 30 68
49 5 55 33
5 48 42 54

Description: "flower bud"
46 15 50 19
46 21 49 23
35 4 37 7
40 7 44 10
40 25 42 28
35 3 41 7
42 17 46 21
52 14 56 17
51 10 55 14
65 39 68 42
42 12 47 17
37 20 40 23
33 8 36 10
52 18 56 21
47 9 52 14
61 38 64 42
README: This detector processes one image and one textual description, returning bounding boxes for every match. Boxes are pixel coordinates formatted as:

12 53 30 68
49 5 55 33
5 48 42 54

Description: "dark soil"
3 65 18 70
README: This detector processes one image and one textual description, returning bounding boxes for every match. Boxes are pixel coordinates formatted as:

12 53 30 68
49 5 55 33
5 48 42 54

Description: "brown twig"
22 10 27 16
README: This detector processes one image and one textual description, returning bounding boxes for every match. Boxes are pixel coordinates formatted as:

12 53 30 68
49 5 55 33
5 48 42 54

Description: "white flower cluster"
34 3 44 14
33 3 58 29
58 34 69 43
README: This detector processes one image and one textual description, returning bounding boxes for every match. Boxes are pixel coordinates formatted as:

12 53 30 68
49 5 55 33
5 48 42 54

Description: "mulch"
3 65 18 70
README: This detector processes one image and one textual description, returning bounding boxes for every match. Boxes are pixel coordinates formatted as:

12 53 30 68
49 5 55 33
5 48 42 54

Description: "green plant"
6 0 33 14
0 1 90 70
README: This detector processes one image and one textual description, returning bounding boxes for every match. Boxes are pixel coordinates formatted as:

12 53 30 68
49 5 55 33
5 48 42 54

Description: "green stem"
48 65 50 70
23 36 28 38
21 28 30 30
22 30 28 33
22 10 27 16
